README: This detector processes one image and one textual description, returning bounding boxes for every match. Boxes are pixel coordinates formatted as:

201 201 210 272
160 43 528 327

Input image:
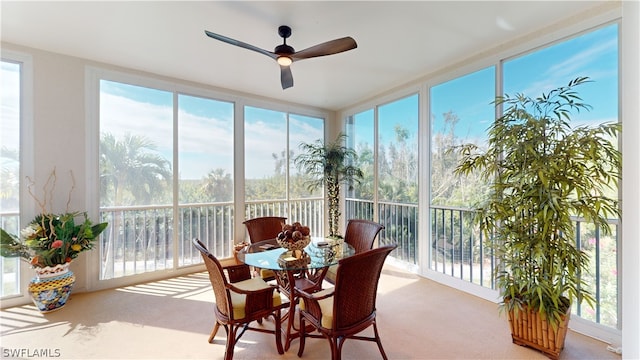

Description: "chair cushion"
229 277 282 319
300 287 334 329
260 268 276 279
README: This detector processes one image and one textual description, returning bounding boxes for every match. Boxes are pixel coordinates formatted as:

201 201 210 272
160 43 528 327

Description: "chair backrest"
332 244 397 330
243 216 287 243
344 219 385 253
192 238 231 317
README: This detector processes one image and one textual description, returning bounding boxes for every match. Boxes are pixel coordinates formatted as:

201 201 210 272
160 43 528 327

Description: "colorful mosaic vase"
28 263 76 313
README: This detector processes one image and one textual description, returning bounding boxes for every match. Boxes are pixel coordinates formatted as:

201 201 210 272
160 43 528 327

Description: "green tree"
100 132 172 206
201 168 233 202
350 142 374 200
432 111 488 206
378 125 418 203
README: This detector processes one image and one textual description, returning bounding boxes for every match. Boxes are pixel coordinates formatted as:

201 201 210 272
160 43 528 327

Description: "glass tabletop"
237 238 355 271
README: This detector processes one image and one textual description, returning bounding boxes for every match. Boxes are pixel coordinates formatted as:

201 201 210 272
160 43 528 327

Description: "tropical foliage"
452 77 621 325
294 133 363 238
100 132 172 206
1 212 108 267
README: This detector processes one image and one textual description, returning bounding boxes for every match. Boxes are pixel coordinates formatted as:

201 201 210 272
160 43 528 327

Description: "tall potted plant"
452 77 621 359
294 133 363 238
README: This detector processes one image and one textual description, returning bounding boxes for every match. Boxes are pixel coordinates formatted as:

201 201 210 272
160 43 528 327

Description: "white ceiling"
1 1 608 111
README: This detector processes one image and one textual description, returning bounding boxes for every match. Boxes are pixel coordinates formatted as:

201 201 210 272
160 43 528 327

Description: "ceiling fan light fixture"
277 56 293 66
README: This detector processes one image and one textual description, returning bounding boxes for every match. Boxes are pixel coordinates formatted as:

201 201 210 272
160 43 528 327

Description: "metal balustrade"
0 201 620 329
430 205 495 289
345 198 419 264
344 199 619 329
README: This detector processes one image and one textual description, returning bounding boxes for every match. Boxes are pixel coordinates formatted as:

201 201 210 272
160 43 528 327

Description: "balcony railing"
430 205 495 289
0 211 20 297
345 199 619 330
1 199 620 330
98 198 324 280
345 198 418 264
288 197 420 265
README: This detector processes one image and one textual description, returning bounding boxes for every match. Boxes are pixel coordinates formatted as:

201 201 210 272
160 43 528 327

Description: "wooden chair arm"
226 282 278 295
298 288 334 301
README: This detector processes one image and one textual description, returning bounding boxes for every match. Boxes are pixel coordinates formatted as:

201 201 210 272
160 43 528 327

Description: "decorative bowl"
277 236 311 251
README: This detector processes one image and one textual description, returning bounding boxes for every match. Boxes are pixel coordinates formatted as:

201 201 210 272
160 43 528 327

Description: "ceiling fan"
204 25 357 90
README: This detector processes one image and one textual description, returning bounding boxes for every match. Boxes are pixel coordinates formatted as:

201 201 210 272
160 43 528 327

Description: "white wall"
620 2 640 358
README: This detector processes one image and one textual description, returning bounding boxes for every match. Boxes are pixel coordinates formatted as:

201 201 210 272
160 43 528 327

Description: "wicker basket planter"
508 305 571 360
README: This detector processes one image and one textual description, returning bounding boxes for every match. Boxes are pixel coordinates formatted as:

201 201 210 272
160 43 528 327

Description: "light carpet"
0 267 619 359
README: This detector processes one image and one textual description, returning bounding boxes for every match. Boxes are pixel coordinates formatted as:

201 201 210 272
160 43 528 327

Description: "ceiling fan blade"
291 37 357 60
204 30 277 60
280 65 293 89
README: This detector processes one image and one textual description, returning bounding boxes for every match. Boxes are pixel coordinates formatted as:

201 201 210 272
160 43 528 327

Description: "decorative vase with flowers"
0 170 108 312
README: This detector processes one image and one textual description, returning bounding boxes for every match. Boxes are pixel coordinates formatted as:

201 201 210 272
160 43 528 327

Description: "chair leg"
208 322 220 343
297 316 306 357
274 309 284 355
372 322 388 360
329 337 340 360
224 325 238 360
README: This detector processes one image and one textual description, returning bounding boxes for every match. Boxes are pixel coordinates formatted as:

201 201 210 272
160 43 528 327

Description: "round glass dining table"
237 237 355 271
236 238 355 350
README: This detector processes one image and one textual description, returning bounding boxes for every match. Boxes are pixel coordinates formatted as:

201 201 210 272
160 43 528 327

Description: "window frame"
85 67 331 290
0 50 34 307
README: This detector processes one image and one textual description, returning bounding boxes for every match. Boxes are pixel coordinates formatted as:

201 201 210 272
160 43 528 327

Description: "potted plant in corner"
294 133 363 238
0 170 108 312
452 77 621 359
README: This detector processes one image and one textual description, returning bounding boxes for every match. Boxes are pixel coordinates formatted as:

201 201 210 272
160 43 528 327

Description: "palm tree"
100 132 172 206
99 132 172 278
201 168 232 202
294 133 363 238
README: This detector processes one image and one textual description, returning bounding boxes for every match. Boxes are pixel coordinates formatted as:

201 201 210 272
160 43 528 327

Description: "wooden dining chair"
243 216 287 280
324 219 385 284
243 216 287 244
192 238 288 360
297 244 397 360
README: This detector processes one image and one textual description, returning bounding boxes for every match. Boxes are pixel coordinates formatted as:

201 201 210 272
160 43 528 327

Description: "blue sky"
350 23 618 152
432 23 618 143
99 84 324 180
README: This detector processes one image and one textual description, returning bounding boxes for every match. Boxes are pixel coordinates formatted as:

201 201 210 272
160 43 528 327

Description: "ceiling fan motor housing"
275 44 294 55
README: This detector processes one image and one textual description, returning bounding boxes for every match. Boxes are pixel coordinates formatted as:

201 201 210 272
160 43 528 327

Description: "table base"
274 267 328 351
